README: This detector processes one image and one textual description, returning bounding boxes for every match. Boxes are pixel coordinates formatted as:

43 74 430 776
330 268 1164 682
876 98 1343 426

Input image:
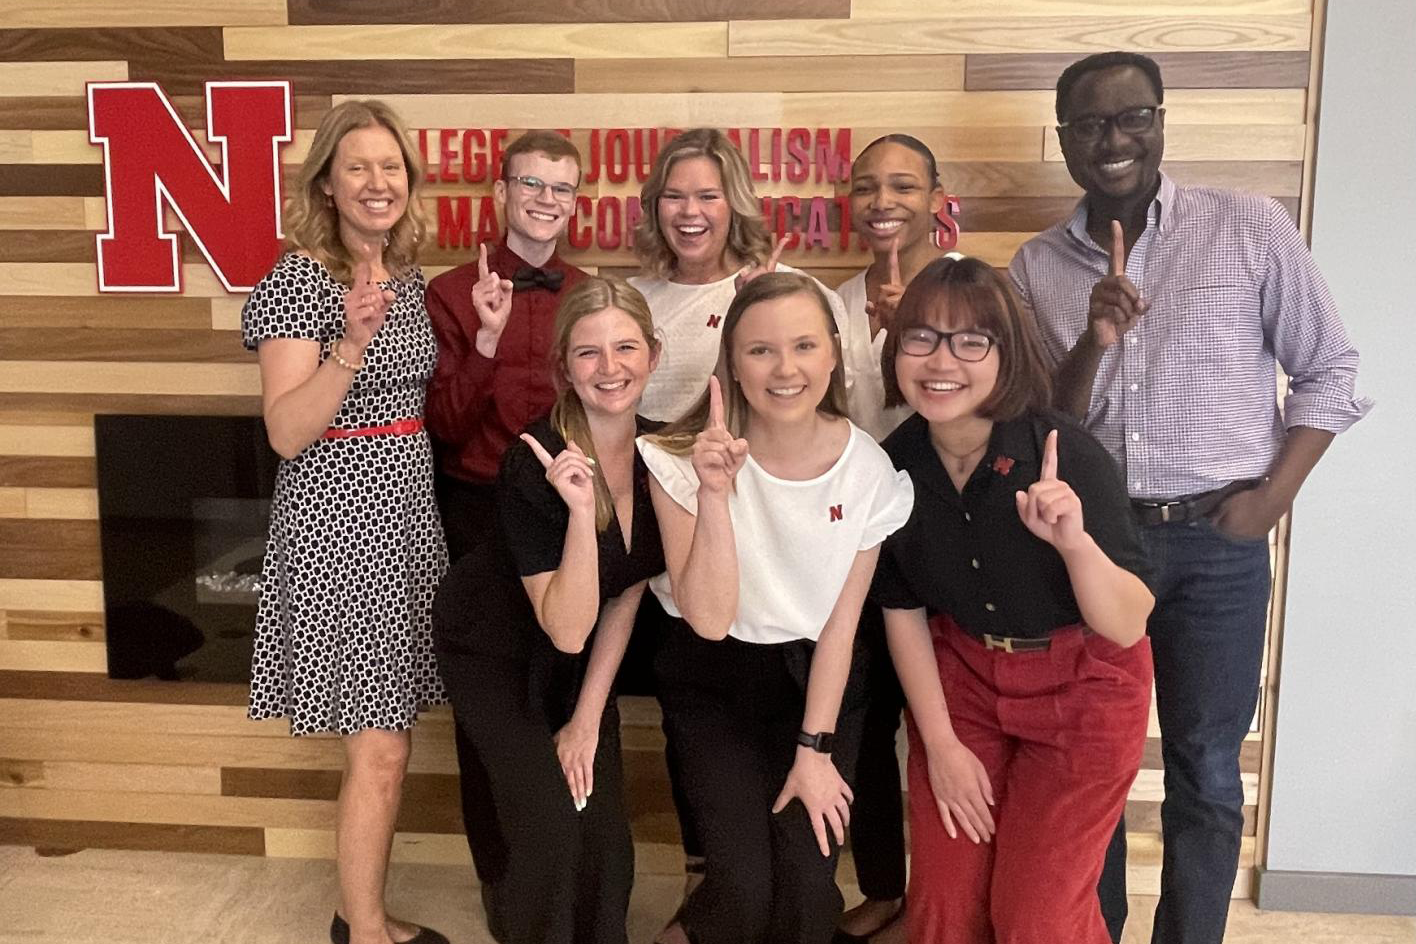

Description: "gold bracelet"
327 340 365 371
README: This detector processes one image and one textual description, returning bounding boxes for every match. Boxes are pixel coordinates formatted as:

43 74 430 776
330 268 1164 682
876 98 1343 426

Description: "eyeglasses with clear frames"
506 175 578 202
1057 106 1162 143
898 326 997 361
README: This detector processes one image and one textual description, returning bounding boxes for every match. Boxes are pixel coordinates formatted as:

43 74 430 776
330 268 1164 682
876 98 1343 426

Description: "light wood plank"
24 129 316 166
0 198 89 230
0 62 128 98
1130 768 1260 805
849 126 1044 162
350 88 1303 129
0 610 104 642
728 16 1311 57
0 424 94 457
0 263 244 297
0 639 105 672
266 828 474 866
210 298 244 332
575 55 965 93
0 0 286 27
224 23 728 61
0 786 335 829
1044 123 1307 161
852 0 1309 15
19 488 98 519
0 131 31 162
0 361 260 397
0 759 221 795
0 488 24 516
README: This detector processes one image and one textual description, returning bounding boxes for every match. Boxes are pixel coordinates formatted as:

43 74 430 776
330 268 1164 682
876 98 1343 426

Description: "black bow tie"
511 265 565 293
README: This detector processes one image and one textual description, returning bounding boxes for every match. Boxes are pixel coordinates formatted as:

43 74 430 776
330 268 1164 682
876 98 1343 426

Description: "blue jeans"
1098 517 1272 944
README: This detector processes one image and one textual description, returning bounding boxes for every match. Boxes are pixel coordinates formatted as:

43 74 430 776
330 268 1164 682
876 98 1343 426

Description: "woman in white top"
638 273 914 944
833 133 958 944
629 128 876 426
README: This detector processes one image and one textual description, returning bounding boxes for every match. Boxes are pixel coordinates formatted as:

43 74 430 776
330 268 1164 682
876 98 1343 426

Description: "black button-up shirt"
872 410 1151 640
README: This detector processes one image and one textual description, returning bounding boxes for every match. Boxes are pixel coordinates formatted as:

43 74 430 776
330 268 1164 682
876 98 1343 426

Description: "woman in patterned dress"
242 100 449 944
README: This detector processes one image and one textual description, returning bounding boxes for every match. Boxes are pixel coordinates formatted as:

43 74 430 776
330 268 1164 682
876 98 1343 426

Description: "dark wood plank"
1142 736 1262 774
0 519 101 581
954 196 1082 233
0 328 249 364
0 28 223 64
965 51 1312 91
132 59 575 96
1125 800 1257 836
0 97 90 131
222 768 462 832
0 456 97 489
0 394 263 417
288 0 848 25
0 816 265 855
0 295 215 330
0 165 104 198
0 670 247 705
0 231 95 264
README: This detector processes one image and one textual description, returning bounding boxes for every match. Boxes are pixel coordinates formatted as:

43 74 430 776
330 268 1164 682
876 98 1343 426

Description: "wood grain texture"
0 294 215 329
0 231 94 264
224 23 730 61
1 758 220 794
0 197 91 230
0 98 91 131
1044 123 1306 161
0 165 104 197
0 61 127 97
0 487 98 519
576 55 965 93
850 0 1309 15
966 50 1311 90
288 0 849 25
0 670 243 704
0 816 265 855
0 423 94 457
0 456 96 489
0 578 103 611
0 361 259 397
133 58 575 96
0 519 101 580
0 393 263 417
0 639 106 671
0 0 286 29
0 610 104 642
0 329 247 364
728 16 1312 58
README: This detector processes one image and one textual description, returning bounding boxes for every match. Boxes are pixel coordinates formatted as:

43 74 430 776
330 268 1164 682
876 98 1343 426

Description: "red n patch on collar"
992 456 1015 475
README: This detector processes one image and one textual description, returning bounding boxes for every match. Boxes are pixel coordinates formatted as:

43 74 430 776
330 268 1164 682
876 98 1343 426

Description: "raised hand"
864 235 906 333
472 241 515 340
1087 220 1149 348
734 236 788 292
772 752 854 857
342 248 395 352
691 376 749 494
553 717 598 812
1015 429 1086 552
923 737 996 843
521 432 597 517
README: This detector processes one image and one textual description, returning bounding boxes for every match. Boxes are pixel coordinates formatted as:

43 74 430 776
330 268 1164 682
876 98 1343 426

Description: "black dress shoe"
330 911 450 944
831 899 905 944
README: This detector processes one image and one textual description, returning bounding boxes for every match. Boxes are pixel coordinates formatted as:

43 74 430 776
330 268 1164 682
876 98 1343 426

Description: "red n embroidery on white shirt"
829 504 844 522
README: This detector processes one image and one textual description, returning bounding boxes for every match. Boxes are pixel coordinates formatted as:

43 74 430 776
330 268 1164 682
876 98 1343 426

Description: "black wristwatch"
796 730 836 754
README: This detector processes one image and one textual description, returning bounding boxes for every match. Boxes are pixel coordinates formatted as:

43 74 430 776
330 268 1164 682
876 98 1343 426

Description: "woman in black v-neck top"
432 277 664 944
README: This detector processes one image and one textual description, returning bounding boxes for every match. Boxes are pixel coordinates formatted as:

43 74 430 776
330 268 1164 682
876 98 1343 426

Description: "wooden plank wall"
1 0 1312 896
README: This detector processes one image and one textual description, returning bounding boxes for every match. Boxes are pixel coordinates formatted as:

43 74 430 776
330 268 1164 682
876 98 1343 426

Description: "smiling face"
495 150 580 246
1058 65 1165 205
321 124 409 251
562 306 658 418
850 140 945 255
894 297 1001 426
728 290 839 425
657 155 734 277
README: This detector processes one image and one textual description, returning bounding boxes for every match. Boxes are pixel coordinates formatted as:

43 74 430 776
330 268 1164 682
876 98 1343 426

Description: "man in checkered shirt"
1010 52 1371 944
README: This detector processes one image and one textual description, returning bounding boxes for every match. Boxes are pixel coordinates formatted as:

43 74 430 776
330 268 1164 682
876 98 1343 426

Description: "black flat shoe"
330 912 450 944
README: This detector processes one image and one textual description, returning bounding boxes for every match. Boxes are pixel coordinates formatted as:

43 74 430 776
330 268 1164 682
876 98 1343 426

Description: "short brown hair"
502 130 583 184
881 256 1051 420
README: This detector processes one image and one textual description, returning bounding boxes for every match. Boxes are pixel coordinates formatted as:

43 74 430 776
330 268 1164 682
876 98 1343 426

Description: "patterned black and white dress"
242 252 448 736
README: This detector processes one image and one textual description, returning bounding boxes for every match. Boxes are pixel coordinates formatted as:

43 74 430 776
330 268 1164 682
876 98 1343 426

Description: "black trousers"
437 645 634 944
847 605 907 902
655 619 866 944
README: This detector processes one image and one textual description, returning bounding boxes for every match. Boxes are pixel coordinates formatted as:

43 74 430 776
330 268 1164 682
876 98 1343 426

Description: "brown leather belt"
1130 478 1263 526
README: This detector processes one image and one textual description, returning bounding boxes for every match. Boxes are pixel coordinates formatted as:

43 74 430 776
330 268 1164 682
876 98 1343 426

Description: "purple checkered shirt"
1010 173 1372 500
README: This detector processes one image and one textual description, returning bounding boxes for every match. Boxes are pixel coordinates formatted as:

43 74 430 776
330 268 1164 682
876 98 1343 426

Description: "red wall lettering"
88 81 291 292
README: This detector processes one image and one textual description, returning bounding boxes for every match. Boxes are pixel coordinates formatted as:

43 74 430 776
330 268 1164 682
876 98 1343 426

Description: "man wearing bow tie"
426 130 587 562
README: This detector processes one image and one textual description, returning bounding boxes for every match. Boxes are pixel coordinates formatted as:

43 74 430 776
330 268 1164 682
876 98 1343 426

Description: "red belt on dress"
321 418 424 439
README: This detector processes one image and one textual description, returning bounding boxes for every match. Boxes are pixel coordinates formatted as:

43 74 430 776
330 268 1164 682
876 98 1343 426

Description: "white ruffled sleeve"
859 467 914 551
636 436 701 515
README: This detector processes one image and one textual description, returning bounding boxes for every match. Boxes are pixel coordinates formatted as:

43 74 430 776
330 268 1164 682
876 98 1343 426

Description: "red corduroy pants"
906 614 1153 944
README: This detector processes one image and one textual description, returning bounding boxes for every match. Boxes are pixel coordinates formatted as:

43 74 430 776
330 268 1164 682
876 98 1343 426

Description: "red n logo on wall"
87 81 293 292
829 504 844 522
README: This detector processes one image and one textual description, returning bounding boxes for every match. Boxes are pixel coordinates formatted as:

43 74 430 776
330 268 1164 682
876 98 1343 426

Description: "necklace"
932 435 990 462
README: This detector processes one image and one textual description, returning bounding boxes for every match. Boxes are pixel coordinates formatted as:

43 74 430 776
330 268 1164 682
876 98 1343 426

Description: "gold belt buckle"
983 634 1014 653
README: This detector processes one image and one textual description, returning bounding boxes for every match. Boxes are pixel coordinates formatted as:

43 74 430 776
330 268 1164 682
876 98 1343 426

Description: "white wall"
1265 0 1416 880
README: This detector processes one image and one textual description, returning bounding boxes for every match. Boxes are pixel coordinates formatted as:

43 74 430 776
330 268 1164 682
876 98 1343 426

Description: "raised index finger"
352 258 373 289
1041 429 1059 481
519 432 555 469
888 235 902 286
707 375 726 430
1108 219 1126 278
766 236 786 273
477 242 490 280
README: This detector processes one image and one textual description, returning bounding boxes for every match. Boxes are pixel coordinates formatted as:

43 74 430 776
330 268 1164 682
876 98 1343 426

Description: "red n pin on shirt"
993 455 1015 475
706 314 722 328
829 504 844 522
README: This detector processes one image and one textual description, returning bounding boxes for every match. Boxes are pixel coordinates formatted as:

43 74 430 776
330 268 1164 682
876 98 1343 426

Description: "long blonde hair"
648 272 848 456
633 128 773 280
283 99 428 283
548 276 661 531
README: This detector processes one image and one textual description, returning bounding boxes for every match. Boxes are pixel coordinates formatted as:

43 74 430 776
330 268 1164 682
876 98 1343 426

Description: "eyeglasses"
898 326 997 361
1057 106 1162 143
506 175 577 202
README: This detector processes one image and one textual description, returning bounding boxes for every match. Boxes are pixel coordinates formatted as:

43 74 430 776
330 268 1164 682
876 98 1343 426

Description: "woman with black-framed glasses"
870 255 1156 944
